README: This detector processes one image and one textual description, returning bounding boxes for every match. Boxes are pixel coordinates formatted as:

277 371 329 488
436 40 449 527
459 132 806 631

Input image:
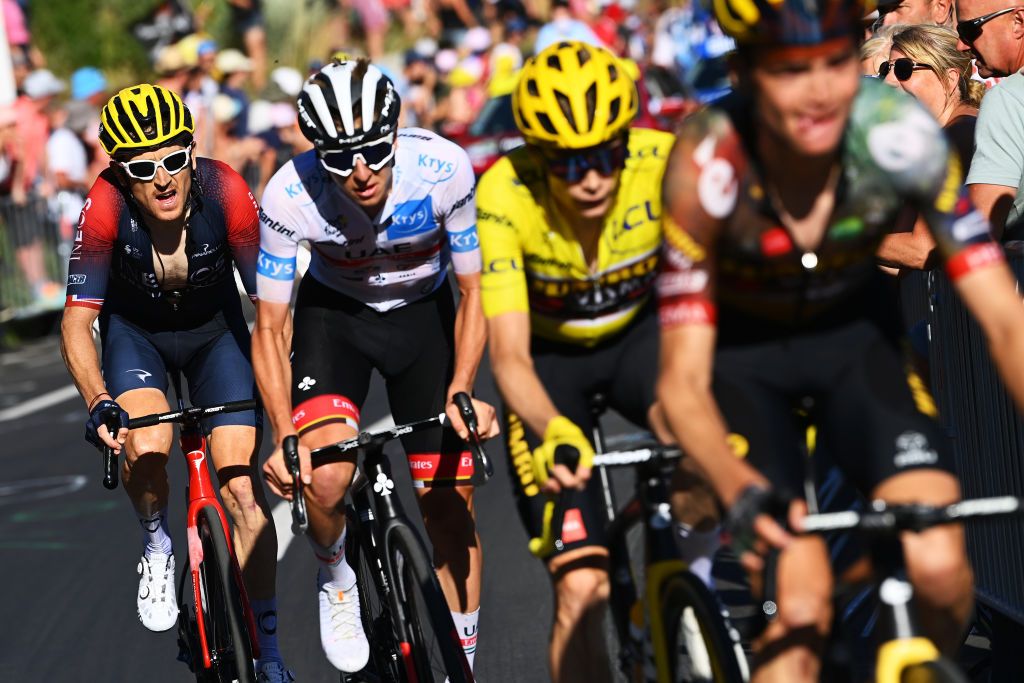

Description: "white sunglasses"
119 146 193 181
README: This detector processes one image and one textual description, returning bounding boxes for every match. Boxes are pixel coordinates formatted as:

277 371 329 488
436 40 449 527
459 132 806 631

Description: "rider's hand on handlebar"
445 395 500 440
725 485 802 574
263 439 312 500
534 416 594 494
85 400 129 453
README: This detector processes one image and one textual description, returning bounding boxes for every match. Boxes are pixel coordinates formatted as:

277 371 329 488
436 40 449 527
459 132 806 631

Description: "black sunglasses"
877 58 931 81
957 6 1021 44
541 137 629 182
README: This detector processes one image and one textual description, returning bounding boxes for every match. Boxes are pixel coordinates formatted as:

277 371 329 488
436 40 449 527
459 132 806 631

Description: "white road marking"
273 414 394 560
0 384 80 422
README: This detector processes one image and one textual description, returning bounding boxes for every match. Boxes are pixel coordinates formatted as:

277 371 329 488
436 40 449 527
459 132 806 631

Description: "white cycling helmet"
297 59 401 151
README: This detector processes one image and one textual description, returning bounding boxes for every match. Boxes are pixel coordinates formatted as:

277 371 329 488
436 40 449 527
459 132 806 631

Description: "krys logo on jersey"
387 197 437 238
257 249 296 281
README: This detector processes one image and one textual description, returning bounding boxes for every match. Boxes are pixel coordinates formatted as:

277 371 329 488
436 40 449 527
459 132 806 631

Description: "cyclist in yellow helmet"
478 41 718 682
62 84 294 682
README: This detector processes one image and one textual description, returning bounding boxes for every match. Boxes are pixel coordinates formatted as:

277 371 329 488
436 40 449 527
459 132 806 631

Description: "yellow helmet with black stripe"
99 84 194 157
513 41 637 150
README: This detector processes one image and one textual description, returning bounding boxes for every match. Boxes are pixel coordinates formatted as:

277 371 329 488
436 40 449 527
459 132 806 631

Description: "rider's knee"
555 566 610 618
776 584 831 634
906 539 972 608
307 463 349 509
221 475 260 515
125 431 172 467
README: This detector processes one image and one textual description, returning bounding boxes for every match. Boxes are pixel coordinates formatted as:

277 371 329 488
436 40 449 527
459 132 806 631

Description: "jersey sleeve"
441 144 482 276
256 166 302 304
215 161 261 302
477 162 528 318
65 175 120 311
656 114 731 328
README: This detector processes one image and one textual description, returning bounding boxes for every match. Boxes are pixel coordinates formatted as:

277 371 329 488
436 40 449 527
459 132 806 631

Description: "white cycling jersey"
256 127 481 311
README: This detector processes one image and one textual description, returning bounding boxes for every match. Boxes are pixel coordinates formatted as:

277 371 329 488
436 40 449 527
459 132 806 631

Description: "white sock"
309 528 357 587
675 523 721 588
451 608 479 671
139 508 173 557
251 597 282 665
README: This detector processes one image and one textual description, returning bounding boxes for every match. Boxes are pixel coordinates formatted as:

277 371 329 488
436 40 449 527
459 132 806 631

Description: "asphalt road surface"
0 333 669 682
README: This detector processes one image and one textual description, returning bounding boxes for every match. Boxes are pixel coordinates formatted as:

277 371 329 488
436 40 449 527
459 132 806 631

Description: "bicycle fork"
181 427 260 669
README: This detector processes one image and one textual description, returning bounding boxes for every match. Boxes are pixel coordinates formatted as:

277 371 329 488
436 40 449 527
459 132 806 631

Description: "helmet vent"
554 90 576 133
584 83 597 130
608 63 618 82
535 112 558 135
608 95 620 126
527 79 539 97
577 46 591 66
546 54 562 71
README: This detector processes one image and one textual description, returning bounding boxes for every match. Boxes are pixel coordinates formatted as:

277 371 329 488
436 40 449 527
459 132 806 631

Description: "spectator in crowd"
46 99 92 270
878 23 983 268
442 56 486 133
179 35 219 156
329 0 390 62
210 93 273 196
861 23 897 76
215 48 254 137
874 0 954 29
70 67 107 108
9 68 63 309
959 0 1024 239
429 0 481 46
225 0 268 90
4 0 44 69
268 66 304 102
154 43 190 96
402 47 440 129
535 0 600 52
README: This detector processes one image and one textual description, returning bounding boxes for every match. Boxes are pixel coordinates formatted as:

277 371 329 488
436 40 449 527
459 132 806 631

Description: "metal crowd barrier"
923 250 1024 625
0 193 76 320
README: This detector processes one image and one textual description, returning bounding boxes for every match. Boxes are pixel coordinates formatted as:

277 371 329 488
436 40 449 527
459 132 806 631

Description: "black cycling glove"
85 399 129 449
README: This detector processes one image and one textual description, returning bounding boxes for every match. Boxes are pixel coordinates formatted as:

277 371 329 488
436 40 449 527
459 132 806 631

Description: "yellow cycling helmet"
513 41 637 150
99 84 194 157
711 0 866 47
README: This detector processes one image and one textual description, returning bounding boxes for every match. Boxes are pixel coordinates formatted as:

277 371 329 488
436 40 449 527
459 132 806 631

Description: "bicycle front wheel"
388 524 471 683
346 508 403 682
659 570 748 683
196 505 256 683
900 656 969 683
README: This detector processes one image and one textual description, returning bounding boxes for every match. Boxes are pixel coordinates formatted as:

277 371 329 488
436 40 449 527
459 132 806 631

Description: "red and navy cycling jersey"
65 158 259 328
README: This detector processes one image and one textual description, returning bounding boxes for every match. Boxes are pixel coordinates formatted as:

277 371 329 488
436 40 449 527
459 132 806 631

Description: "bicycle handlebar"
99 400 259 491
800 496 1024 534
283 391 492 535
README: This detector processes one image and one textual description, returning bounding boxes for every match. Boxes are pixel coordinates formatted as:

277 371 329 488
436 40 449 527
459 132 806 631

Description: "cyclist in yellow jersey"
478 41 718 683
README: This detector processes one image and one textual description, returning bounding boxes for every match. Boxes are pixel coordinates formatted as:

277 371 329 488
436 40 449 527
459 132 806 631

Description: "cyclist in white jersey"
252 59 499 675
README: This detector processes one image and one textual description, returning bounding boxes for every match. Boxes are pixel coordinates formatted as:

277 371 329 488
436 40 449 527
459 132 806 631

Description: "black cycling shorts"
504 306 659 559
290 275 470 488
100 311 260 432
712 317 953 501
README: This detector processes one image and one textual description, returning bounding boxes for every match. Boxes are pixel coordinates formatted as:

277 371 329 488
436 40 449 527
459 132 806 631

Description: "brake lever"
101 411 122 490
453 392 493 480
283 435 308 534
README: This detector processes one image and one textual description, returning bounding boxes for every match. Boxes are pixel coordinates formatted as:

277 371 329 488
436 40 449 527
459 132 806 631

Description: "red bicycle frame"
181 427 261 669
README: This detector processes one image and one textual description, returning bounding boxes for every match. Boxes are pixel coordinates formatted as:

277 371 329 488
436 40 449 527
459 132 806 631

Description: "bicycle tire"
196 505 256 683
387 524 471 683
900 656 969 683
346 507 404 683
659 570 748 683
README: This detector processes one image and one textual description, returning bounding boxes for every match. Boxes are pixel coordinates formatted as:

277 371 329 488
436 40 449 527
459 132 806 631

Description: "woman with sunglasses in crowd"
476 40 720 683
60 84 294 682
254 58 499 676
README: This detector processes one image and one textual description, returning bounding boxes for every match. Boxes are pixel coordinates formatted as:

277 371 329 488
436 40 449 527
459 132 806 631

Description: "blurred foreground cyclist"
655 1 1024 681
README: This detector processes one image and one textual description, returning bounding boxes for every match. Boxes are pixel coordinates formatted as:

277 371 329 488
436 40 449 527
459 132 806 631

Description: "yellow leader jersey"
477 127 674 347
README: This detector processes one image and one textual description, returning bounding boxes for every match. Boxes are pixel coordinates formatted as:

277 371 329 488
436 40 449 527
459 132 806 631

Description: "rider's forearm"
656 375 767 507
448 284 486 395
491 351 561 438
877 231 936 270
252 326 296 444
60 314 109 409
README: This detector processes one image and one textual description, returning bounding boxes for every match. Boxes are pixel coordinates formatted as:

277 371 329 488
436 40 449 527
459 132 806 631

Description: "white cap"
270 66 304 97
464 26 492 53
23 69 65 99
212 94 242 123
215 49 253 74
247 99 273 134
270 102 297 128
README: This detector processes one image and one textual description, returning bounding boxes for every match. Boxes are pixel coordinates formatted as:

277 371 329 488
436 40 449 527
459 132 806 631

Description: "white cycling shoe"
137 552 178 632
318 573 369 672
